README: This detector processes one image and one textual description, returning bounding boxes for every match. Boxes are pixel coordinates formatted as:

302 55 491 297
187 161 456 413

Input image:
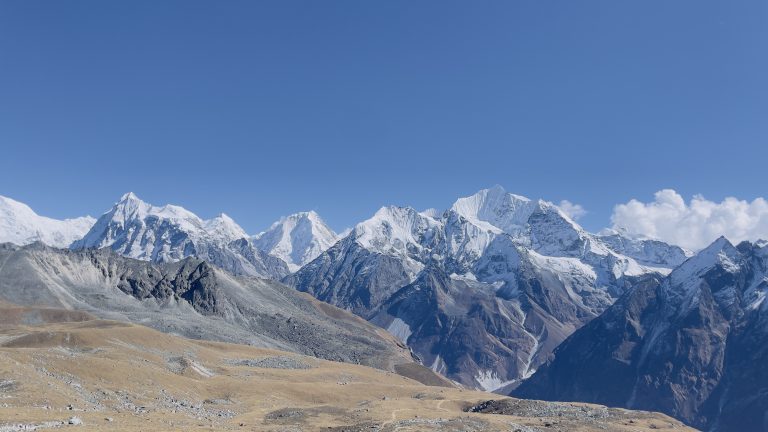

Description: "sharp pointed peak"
671 235 741 283
702 236 735 253
119 192 141 202
285 210 321 220
487 184 507 194
112 192 152 214
262 211 331 234
453 186 533 210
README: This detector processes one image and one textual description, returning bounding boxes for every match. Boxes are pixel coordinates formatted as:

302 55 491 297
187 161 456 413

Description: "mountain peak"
361 206 437 235
281 210 322 223
670 236 741 288
691 236 737 263
205 213 248 241
119 191 142 202
486 184 507 196
707 235 733 251
72 195 290 278
0 195 95 248
253 210 338 271
451 187 536 235
353 206 440 256
372 205 416 219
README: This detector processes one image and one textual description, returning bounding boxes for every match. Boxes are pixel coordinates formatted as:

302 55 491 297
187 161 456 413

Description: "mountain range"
71 192 291 279
286 186 693 392
2 187 766 431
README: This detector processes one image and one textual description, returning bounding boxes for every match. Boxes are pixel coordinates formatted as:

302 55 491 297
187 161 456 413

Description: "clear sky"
1 0 766 234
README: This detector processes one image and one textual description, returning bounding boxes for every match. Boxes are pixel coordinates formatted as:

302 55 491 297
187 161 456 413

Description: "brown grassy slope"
0 305 696 432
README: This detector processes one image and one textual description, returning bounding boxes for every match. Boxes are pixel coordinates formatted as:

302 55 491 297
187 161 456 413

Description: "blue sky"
1 0 766 234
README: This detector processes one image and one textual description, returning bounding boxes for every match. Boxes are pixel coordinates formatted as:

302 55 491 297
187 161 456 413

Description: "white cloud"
610 189 768 250
558 200 587 221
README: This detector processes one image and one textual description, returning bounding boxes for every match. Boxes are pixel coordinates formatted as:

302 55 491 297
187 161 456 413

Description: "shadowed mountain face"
515 238 768 432
287 187 689 390
0 242 413 372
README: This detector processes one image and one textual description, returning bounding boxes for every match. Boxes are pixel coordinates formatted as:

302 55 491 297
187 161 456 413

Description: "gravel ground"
0 420 68 431
225 356 313 370
0 380 17 394
322 417 492 432
468 399 614 420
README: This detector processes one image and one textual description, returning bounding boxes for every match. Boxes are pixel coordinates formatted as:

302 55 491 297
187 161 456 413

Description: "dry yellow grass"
0 306 696 432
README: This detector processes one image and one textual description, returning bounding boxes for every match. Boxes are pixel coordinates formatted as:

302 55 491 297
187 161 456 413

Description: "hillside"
0 304 694 432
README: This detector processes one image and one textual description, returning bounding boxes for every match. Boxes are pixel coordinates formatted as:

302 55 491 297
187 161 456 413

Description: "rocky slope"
287 186 690 390
0 242 413 372
515 237 768 432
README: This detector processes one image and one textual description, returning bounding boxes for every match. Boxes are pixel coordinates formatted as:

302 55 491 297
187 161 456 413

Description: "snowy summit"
253 211 339 271
0 195 95 248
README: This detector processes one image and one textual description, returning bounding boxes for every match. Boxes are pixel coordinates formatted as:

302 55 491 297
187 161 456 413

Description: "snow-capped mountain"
598 228 693 268
0 195 95 248
1 187 703 396
72 193 289 279
288 186 690 390
515 237 768 432
253 211 339 272
450 185 538 237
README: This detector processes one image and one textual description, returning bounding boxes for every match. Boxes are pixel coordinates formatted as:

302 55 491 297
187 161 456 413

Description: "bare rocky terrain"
0 243 414 373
